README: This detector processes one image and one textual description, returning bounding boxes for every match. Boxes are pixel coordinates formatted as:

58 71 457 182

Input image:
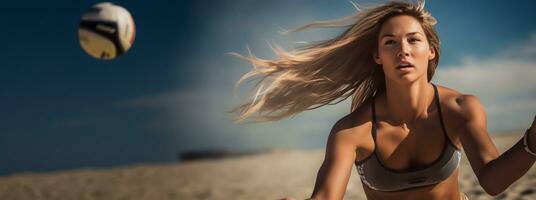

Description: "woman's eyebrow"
380 32 423 39
380 34 396 39
406 32 424 37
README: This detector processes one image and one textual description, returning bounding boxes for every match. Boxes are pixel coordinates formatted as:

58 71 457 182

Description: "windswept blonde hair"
229 0 440 123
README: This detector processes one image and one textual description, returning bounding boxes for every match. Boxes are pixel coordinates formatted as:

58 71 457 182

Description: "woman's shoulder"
330 99 374 139
436 84 486 121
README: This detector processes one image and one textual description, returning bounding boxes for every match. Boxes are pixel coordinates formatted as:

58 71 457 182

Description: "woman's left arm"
456 95 536 196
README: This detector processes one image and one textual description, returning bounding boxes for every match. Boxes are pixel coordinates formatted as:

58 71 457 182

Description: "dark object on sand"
179 149 264 161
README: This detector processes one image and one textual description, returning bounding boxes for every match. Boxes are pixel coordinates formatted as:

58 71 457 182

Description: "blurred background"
1 0 535 177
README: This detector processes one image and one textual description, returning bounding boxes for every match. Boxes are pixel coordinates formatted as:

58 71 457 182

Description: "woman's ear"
428 47 436 60
374 52 382 65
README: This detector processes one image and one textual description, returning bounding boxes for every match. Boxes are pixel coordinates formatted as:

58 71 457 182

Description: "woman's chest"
373 120 450 170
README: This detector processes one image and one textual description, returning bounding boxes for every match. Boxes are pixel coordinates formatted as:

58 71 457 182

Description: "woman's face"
374 15 435 83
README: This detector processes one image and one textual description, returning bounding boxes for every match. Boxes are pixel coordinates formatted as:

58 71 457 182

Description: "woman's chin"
386 73 420 84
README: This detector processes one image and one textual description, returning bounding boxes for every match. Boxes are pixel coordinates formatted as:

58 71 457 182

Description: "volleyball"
78 2 136 60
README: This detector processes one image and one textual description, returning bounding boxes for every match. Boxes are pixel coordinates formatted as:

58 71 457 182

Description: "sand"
1 132 535 200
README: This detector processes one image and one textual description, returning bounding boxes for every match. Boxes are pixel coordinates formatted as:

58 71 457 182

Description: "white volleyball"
78 2 136 60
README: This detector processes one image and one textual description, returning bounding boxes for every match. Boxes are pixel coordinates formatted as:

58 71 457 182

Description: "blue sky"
0 0 535 175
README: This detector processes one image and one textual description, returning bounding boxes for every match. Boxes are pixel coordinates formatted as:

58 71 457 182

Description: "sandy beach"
0 132 535 200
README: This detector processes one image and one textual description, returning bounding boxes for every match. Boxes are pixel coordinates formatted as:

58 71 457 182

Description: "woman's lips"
397 65 414 72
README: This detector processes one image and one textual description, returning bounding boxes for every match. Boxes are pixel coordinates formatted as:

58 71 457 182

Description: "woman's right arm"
309 120 361 200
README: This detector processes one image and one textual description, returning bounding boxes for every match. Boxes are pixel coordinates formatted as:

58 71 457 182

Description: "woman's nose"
397 42 410 58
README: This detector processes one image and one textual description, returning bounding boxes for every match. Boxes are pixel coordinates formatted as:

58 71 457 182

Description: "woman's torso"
342 84 468 200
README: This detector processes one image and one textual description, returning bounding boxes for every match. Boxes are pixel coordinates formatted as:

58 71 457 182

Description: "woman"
229 1 536 199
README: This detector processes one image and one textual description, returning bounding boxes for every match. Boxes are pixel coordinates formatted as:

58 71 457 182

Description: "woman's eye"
385 40 395 45
409 38 420 43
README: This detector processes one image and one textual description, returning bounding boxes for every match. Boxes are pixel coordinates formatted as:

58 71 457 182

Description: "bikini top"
355 83 461 192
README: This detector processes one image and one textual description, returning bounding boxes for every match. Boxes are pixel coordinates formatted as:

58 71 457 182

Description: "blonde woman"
230 1 536 199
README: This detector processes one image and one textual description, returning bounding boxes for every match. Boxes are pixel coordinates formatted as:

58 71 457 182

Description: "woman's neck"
383 79 435 126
